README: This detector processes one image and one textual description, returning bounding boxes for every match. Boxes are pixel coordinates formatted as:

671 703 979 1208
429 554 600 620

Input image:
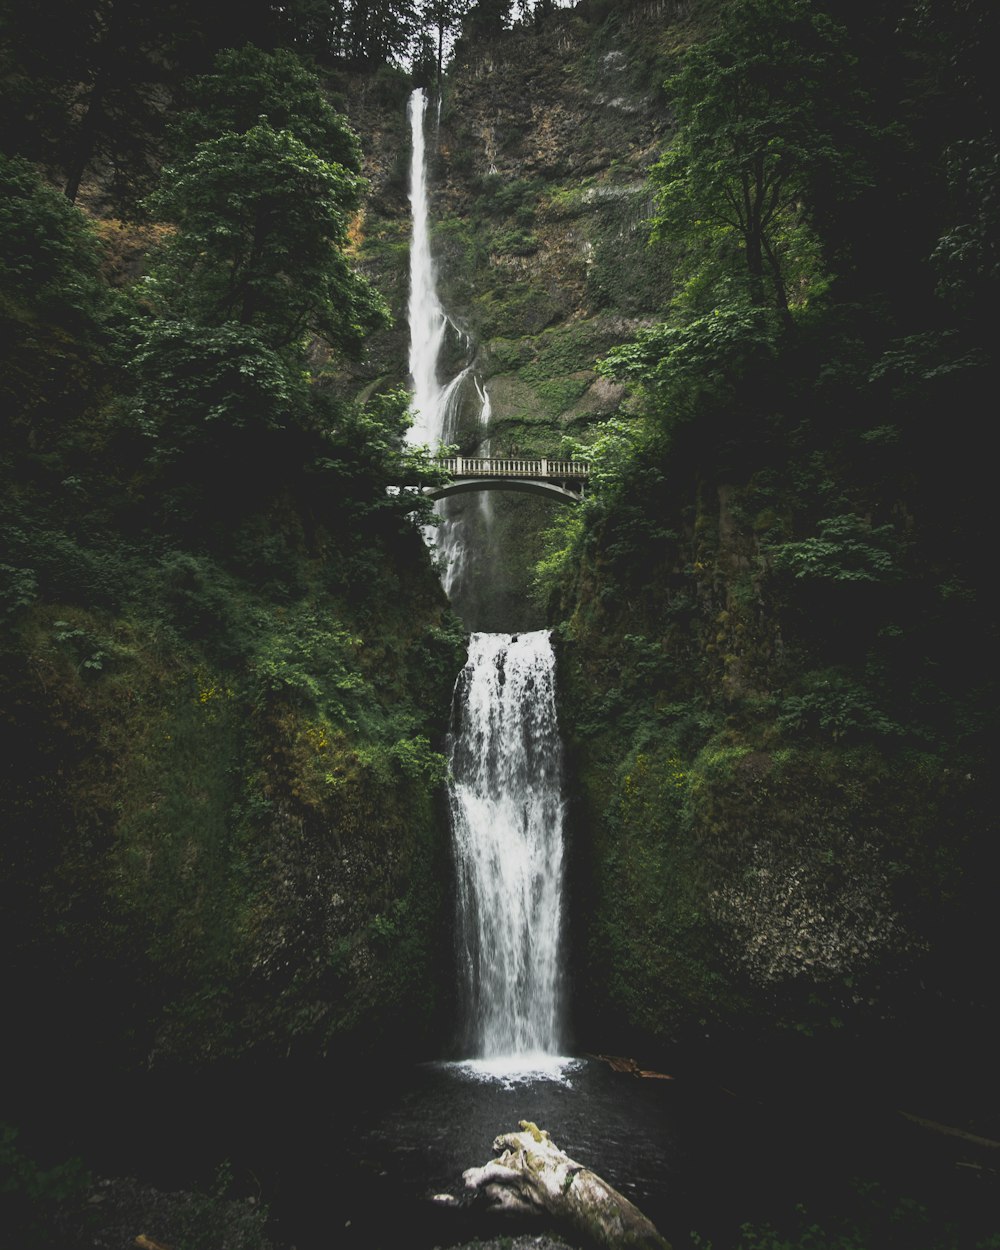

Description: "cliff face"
337 4 686 629
4 0 994 1096
337 0 998 1078
0 127 467 1077
552 470 994 1072
0 519 464 1076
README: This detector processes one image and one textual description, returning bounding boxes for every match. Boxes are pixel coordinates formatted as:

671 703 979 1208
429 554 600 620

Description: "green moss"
473 283 564 338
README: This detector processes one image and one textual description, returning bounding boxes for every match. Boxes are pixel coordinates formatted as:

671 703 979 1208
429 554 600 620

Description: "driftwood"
463 1120 671 1250
588 1054 675 1081
899 1111 1000 1150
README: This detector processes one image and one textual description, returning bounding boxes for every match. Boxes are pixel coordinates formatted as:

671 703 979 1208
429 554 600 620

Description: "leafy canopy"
146 123 387 353
0 155 103 323
651 0 870 318
169 45 362 172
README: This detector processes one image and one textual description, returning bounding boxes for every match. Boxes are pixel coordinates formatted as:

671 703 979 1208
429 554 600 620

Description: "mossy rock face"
558 631 973 1052
484 372 594 430
483 372 546 424
550 455 998 1059
327 10 684 622
0 519 466 1070
440 488 566 632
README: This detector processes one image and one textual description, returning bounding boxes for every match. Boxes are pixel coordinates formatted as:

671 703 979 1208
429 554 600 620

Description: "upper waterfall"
406 87 448 450
405 86 493 609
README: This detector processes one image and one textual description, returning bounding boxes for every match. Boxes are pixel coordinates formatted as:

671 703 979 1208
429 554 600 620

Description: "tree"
0 156 103 322
0 0 240 212
132 120 389 505
420 0 470 81
168 45 361 172
651 0 871 323
460 0 512 41
345 0 417 65
0 154 108 449
269 0 351 60
146 123 385 353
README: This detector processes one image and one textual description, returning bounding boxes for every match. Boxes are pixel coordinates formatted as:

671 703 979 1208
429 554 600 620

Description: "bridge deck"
435 456 589 481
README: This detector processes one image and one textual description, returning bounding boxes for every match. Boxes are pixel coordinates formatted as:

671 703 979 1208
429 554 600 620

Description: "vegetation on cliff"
534 0 998 1072
3 0 1000 1244
0 46 463 1085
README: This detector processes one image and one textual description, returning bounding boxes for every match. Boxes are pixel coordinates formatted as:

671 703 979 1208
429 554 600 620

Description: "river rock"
463 1121 670 1250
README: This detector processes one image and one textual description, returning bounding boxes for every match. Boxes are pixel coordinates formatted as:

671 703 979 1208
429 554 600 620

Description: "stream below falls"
19 1046 1000 1249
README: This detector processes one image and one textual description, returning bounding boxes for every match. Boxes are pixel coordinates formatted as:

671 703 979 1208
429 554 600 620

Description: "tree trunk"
64 80 106 203
463 1121 671 1250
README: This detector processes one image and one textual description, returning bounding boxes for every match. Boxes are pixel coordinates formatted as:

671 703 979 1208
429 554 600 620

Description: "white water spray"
448 631 566 1060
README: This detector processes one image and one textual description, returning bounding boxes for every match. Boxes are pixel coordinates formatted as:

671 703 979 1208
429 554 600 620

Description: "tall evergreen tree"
420 0 470 80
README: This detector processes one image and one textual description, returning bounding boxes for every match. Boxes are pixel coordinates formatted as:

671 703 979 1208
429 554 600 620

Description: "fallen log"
463 1120 671 1250
587 1054 674 1081
899 1111 1000 1150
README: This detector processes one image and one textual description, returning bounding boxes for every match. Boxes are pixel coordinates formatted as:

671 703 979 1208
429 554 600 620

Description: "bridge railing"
435 456 590 480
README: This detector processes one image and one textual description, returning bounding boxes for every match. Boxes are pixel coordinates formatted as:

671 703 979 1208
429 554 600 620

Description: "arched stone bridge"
426 456 590 503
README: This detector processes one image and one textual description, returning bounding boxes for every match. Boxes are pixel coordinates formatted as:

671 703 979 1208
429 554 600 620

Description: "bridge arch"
425 477 583 504
425 456 589 505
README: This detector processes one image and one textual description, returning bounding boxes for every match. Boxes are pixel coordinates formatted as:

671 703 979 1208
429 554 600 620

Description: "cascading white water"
406 88 493 597
407 87 448 450
407 90 567 1068
448 631 566 1060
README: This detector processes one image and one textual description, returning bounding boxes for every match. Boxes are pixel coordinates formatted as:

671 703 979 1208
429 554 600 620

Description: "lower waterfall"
447 631 566 1061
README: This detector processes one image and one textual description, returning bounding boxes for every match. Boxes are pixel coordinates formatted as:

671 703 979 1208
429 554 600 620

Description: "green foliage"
0 1123 92 1249
169 45 363 171
651 0 871 317
0 564 38 622
490 225 539 256
598 307 779 424
247 609 365 722
776 670 904 743
533 506 586 608
388 734 447 783
130 320 309 457
770 515 903 583
310 387 443 515
473 173 545 222
145 123 386 353
0 154 104 323
931 137 1000 318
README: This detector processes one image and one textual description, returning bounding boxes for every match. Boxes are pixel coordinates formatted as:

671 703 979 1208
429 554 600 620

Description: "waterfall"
407 90 567 1068
406 87 492 598
406 87 449 450
448 631 566 1060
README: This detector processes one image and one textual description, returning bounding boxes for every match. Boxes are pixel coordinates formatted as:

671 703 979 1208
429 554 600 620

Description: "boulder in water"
463 1121 670 1250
